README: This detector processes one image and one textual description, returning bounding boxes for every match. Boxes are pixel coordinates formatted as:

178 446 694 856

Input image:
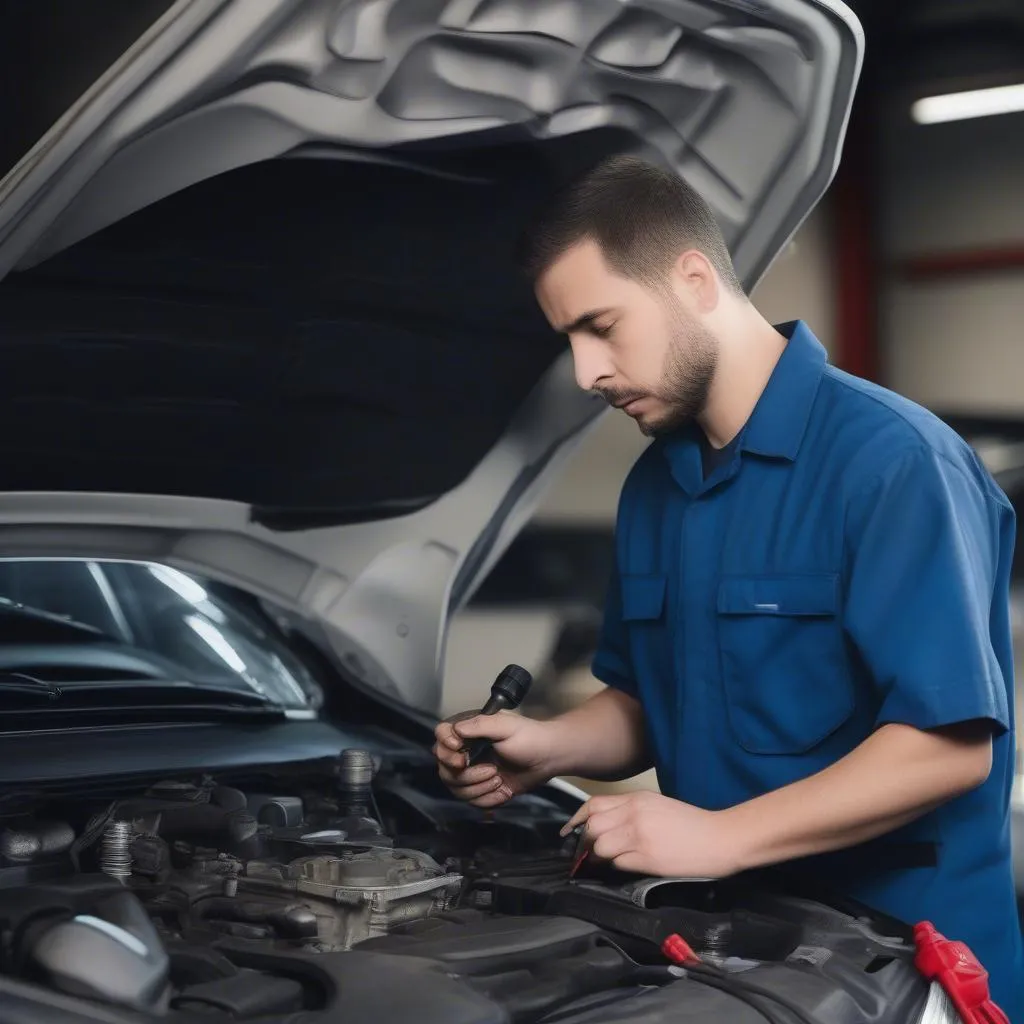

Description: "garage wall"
751 199 837 362
880 107 1024 412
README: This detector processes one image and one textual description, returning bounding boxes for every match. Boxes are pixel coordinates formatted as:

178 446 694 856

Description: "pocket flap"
717 574 839 616
621 574 667 621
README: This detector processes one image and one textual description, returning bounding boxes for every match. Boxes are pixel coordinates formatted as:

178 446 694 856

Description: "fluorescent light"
912 82 1024 124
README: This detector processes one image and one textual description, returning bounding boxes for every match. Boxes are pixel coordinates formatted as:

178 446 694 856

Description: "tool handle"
463 694 512 766
462 665 532 767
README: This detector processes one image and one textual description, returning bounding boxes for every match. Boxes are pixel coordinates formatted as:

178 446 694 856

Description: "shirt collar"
659 320 827 494
739 319 827 462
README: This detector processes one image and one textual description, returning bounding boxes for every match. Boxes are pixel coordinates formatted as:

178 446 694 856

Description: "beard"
599 298 718 438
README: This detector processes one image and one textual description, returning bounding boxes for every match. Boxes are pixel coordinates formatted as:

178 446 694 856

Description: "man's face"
535 239 718 437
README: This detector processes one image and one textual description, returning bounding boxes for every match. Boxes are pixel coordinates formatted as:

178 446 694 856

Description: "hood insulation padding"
0 151 571 528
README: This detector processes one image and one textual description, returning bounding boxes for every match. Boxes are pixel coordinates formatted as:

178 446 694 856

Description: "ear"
672 249 719 313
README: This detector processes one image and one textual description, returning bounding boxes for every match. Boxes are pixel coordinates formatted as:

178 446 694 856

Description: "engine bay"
0 747 933 1024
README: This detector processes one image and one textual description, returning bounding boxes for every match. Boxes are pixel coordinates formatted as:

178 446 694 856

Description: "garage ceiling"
847 0 1024 94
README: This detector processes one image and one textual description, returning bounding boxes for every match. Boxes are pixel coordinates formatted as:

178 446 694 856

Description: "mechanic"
434 155 1024 1017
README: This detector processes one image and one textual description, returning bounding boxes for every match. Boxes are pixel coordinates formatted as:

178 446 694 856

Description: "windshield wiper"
0 677 287 716
56 680 277 707
0 599 119 643
0 671 62 701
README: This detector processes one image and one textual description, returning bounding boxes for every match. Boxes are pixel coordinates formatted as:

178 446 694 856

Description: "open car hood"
0 0 862 715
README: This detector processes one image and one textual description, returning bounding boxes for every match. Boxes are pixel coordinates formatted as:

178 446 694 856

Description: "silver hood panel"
1 0 862 284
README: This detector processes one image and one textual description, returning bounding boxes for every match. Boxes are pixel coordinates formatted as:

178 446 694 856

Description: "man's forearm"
722 721 993 873
545 686 651 781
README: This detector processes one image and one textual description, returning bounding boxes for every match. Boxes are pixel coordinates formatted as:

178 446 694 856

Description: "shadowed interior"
0 147 594 527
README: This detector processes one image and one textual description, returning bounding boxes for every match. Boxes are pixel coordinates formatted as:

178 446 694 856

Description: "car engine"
0 747 939 1024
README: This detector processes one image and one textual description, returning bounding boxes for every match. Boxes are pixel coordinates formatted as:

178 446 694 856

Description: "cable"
684 962 819 1024
682 971 794 1023
661 933 820 1024
595 937 790 1024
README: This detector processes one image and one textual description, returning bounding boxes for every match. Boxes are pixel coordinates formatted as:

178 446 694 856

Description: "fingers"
604 849 646 874
433 709 522 809
434 717 478 774
572 800 635 864
435 720 467 753
433 736 506 804
586 800 632 842
452 710 519 743
559 798 637 864
592 826 636 864
436 759 498 790
560 793 632 836
433 737 468 774
466 778 516 809
450 773 508 803
438 763 513 806
434 711 516 768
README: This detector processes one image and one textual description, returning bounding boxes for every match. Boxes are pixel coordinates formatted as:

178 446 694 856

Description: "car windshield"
0 558 322 710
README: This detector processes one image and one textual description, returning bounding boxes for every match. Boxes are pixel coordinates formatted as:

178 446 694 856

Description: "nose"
569 335 613 393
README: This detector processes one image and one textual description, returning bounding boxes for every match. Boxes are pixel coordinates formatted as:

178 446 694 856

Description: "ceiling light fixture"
911 82 1024 124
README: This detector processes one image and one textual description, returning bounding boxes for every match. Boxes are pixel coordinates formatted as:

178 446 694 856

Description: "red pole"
832 92 878 382
896 246 1024 281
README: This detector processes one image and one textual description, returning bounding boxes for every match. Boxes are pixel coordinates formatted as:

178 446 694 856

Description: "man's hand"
560 791 741 878
433 710 556 808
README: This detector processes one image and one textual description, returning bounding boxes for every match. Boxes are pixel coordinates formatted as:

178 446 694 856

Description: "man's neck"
697 312 787 449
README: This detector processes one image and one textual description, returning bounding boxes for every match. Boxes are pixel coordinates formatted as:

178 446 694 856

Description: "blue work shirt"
593 320 1024 1018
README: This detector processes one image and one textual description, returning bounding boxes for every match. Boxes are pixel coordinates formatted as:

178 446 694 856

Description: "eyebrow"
556 308 615 335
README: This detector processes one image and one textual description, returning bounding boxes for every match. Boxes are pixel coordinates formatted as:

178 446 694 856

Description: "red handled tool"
913 921 1008 1024
567 824 589 878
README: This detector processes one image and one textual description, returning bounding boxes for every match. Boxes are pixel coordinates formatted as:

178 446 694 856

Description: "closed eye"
591 323 615 339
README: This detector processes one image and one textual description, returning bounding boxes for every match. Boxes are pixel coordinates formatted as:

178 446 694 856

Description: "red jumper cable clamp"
913 921 1009 1024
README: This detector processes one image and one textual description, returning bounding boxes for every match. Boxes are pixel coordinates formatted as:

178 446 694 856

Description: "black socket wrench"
463 664 533 767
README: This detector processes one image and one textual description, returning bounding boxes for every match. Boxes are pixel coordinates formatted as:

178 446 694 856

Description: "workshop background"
442 0 1024 798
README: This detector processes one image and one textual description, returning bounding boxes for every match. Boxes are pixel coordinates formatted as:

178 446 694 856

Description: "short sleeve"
590 558 638 697
843 445 1012 735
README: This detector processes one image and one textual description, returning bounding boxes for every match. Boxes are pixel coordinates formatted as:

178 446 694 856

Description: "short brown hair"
516 154 743 295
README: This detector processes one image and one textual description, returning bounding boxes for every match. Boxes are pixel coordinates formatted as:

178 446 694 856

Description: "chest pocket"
717 574 855 755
